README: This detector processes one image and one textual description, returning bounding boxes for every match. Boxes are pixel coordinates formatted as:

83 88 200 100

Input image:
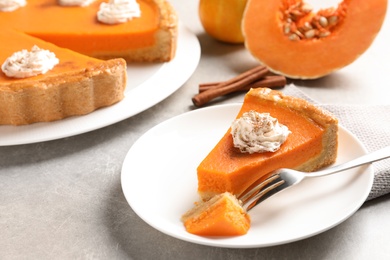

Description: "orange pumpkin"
242 0 388 79
199 0 247 44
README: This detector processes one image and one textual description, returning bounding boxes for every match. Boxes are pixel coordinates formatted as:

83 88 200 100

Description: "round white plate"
0 24 200 146
121 103 374 248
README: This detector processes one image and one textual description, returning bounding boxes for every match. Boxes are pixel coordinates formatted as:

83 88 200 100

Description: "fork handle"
307 146 390 178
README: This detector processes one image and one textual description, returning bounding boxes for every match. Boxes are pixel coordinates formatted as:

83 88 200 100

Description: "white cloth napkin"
282 84 390 200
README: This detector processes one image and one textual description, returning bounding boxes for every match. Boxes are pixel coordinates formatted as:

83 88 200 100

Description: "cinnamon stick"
210 65 267 87
245 75 286 90
192 66 269 107
199 75 286 93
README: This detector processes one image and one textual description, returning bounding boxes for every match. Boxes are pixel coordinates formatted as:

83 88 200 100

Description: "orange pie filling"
0 29 109 84
0 29 127 125
0 0 160 57
182 192 250 236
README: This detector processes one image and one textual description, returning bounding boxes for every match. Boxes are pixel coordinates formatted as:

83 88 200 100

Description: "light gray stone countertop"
1 1 390 259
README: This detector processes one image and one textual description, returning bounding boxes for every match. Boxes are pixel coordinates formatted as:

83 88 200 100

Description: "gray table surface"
1 1 390 259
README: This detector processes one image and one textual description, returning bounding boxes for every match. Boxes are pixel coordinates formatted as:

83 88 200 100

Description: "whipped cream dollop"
0 0 26 12
1 45 59 79
97 0 141 25
58 0 95 7
231 111 291 154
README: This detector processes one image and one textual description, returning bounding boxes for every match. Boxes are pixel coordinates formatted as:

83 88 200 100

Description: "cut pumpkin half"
242 0 388 79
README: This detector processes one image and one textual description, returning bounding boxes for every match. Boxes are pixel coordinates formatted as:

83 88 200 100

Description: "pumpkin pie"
0 29 127 125
0 0 177 62
0 0 177 125
197 88 338 200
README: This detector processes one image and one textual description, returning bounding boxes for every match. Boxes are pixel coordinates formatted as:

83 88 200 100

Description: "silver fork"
239 146 390 211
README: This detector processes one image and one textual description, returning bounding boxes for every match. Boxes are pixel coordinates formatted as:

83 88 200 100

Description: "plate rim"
121 103 374 248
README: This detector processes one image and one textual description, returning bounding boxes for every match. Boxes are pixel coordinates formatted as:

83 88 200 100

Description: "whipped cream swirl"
231 111 291 154
58 0 95 7
1 45 59 79
0 0 26 12
97 0 141 25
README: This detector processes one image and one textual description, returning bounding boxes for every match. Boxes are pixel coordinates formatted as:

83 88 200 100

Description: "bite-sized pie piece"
0 29 126 125
181 192 250 236
197 88 338 200
0 0 178 62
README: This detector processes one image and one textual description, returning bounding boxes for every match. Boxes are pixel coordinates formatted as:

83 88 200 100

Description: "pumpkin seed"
304 22 313 30
289 34 300 41
301 4 312 13
291 10 303 17
282 1 343 41
319 30 331 38
319 16 328 27
328 16 338 25
284 24 291 34
294 30 304 38
304 29 316 39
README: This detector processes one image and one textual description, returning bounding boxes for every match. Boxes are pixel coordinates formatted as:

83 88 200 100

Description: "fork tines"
239 172 286 211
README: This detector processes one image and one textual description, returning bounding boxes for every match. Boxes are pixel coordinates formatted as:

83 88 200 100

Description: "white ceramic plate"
0 24 200 146
121 103 374 248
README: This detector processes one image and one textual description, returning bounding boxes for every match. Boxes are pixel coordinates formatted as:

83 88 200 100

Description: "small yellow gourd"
199 0 247 44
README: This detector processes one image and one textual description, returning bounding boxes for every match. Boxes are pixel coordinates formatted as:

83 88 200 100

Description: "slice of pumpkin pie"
0 29 126 125
197 88 338 200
